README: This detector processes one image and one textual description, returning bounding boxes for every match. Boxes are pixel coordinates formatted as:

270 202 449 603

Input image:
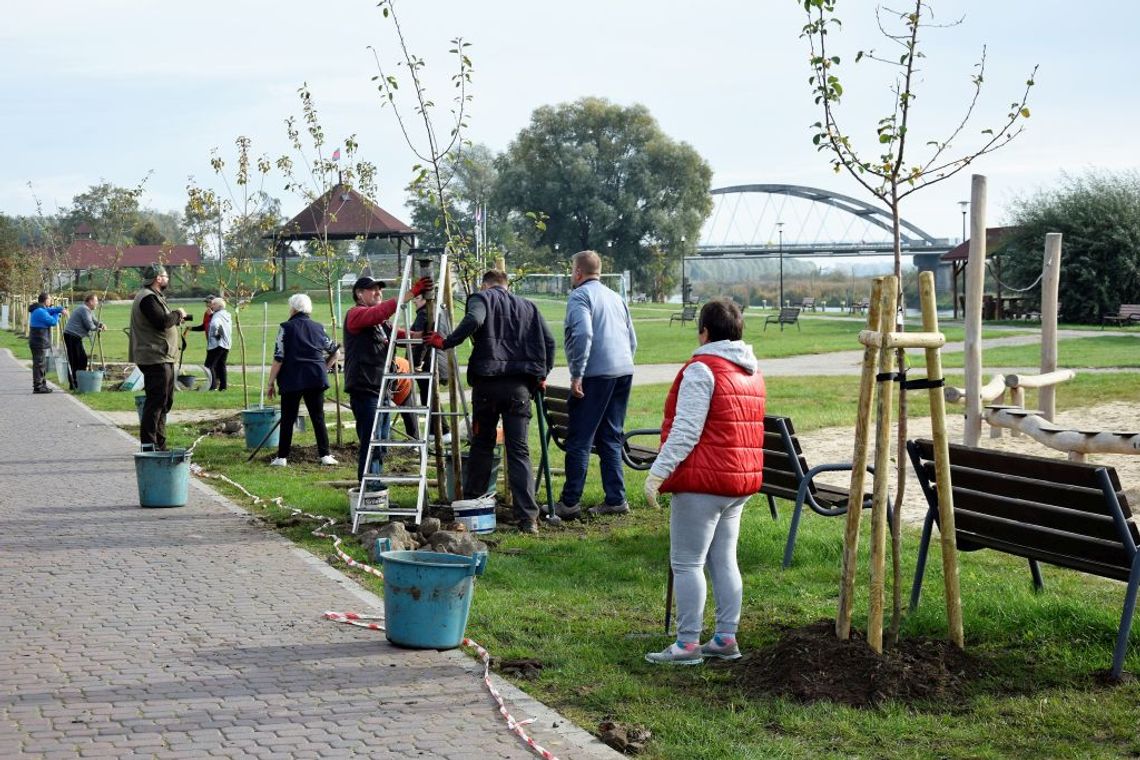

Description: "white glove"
644 473 665 509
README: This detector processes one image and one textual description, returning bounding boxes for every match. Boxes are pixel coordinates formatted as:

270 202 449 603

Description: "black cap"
352 276 386 291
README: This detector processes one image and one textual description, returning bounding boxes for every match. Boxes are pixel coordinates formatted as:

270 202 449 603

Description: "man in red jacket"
642 297 766 665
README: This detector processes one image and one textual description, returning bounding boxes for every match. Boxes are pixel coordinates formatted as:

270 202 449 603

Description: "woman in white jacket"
205 299 232 391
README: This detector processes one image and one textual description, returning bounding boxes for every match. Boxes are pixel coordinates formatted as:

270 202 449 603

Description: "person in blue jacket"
28 292 67 394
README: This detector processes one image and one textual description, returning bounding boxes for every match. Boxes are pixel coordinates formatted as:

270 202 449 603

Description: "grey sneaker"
700 634 742 660
645 641 703 665
554 501 581 520
588 501 630 517
518 520 539 535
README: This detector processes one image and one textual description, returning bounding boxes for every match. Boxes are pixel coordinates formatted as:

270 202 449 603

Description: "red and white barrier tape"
187 438 559 760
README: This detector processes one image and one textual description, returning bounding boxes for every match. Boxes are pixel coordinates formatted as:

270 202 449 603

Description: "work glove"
537 378 547 393
423 331 446 350
411 276 434 297
644 473 665 509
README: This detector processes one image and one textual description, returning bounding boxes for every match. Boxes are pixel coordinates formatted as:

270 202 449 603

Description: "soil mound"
732 620 981 709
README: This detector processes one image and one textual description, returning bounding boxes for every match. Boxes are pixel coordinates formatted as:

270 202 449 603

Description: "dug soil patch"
732 620 982 709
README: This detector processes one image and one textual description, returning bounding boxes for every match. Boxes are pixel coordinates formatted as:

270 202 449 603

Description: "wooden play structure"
955 174 1140 462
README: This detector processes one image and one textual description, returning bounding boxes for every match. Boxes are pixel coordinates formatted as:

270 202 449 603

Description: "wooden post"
836 277 884 640
441 262 464 499
1040 233 1063 421
867 276 898 654
964 174 987 446
919 271 964 648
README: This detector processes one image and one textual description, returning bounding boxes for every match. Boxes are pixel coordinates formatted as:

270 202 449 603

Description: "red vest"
660 354 766 497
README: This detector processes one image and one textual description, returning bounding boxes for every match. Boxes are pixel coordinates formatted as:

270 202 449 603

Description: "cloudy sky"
2 0 1134 247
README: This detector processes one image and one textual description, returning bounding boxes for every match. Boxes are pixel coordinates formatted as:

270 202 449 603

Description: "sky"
3 0 1136 253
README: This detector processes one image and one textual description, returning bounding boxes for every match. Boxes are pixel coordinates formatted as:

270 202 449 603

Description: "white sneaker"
270 457 287 467
428 432 453 445
319 455 339 466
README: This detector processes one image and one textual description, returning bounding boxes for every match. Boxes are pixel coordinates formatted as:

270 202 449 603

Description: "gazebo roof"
65 239 201 269
275 184 417 241
940 226 1019 262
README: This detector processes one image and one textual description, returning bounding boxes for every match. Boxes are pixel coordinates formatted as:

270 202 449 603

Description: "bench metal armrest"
795 462 874 517
622 428 661 470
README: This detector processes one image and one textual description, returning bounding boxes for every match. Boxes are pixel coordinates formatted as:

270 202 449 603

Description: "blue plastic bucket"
380 550 488 649
242 407 281 450
134 394 147 425
133 448 191 508
76 370 104 393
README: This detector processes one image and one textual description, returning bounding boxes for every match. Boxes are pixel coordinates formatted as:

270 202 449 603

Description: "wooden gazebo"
941 226 1020 320
270 184 418 290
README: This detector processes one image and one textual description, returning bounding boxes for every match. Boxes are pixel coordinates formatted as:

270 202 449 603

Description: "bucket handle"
140 443 155 453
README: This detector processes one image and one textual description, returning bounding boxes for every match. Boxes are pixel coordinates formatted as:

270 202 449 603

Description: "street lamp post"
777 222 785 309
679 235 687 304
956 200 969 319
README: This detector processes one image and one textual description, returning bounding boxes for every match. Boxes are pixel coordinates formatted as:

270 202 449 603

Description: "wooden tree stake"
836 277 884 640
867 276 899 654
919 271 964 648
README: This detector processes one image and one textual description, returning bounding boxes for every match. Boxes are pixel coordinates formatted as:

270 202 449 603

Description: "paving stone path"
0 350 618 759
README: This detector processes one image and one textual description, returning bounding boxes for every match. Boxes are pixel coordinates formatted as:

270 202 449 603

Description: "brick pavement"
0 350 620 760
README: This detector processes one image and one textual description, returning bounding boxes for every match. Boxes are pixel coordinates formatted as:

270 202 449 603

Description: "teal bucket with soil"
76 370 104 393
379 550 487 649
243 407 281 450
134 448 191 508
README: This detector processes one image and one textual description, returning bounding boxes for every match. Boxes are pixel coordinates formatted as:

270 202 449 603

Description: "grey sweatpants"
669 492 749 644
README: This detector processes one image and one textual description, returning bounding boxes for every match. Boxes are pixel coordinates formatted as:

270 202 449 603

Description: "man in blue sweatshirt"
555 250 638 519
28 292 68 394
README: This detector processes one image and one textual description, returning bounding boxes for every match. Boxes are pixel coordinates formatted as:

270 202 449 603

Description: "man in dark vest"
129 264 188 450
28 292 67 394
343 274 433 484
424 270 556 534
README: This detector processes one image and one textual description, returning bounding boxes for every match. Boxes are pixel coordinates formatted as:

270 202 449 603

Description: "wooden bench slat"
954 510 1132 571
913 438 1128 500
956 531 1134 583
950 486 1132 543
921 461 1129 516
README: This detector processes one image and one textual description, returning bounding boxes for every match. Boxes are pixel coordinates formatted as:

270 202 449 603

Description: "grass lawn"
83 368 1140 759
7 298 1140 759
941 334 1140 370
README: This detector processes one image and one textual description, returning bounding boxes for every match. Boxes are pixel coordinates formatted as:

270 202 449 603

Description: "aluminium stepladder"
350 251 450 532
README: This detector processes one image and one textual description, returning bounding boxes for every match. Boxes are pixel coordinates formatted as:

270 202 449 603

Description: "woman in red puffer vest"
643 297 766 665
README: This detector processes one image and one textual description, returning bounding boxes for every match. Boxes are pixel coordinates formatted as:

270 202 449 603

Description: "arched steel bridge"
696 184 953 261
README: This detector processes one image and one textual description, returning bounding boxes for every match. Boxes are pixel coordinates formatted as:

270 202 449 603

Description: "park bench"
1103 304 1140 329
670 305 697 327
538 385 661 473
907 438 1140 679
799 297 816 312
850 297 870 314
763 307 801 331
761 415 882 568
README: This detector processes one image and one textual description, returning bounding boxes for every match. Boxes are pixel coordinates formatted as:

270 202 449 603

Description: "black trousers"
416 376 450 435
466 376 538 524
277 387 331 459
31 346 49 391
205 347 228 390
139 363 175 450
64 333 87 389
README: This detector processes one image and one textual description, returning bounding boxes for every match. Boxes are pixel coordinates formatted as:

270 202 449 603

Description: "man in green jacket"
129 264 188 450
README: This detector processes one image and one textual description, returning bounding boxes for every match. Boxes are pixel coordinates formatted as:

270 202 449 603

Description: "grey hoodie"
648 339 760 480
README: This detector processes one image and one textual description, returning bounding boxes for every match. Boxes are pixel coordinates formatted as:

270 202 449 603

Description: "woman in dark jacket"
265 293 339 466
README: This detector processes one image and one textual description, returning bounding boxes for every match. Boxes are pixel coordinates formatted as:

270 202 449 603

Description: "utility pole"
777 222 785 309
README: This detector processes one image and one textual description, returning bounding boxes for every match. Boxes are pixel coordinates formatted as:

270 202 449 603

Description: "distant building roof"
941 226 1019 262
276 184 416 241
64 239 202 269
